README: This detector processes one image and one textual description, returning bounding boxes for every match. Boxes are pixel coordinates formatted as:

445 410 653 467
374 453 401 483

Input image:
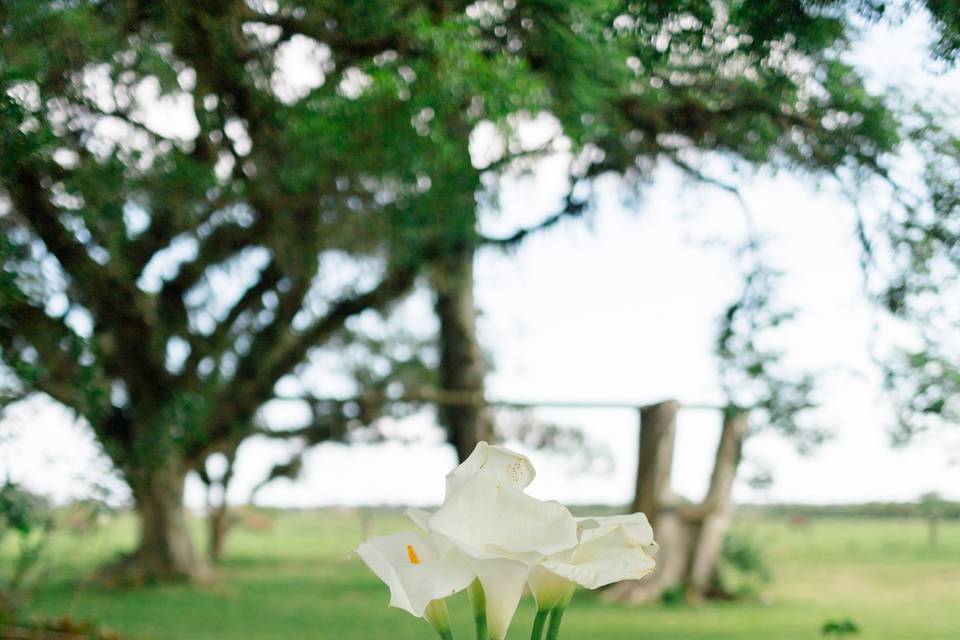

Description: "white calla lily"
355 530 474 621
406 441 578 640
527 565 577 611
364 444 658 640
529 512 658 609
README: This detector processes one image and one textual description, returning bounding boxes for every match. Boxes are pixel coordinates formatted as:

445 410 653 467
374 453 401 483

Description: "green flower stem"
544 606 567 640
433 627 455 640
530 609 550 640
425 599 455 640
467 579 488 640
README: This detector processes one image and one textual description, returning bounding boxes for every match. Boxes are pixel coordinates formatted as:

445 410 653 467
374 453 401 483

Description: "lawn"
13 510 960 639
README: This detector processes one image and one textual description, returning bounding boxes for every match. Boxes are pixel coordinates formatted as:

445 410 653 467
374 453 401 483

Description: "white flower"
406 443 579 639
529 513 658 608
361 443 658 640
355 530 474 619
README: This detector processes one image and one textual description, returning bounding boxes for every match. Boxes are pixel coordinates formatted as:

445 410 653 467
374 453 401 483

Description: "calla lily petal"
444 441 536 498
405 506 457 556
429 473 578 560
540 543 655 589
528 564 577 611
405 505 533 639
468 556 531 640
535 514 658 590
577 513 659 556
405 506 434 532
356 531 475 618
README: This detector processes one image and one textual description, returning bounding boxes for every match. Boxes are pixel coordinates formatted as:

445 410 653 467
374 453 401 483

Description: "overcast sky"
3 13 960 510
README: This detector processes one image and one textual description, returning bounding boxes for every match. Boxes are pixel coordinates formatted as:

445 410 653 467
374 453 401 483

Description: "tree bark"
208 504 231 563
685 410 748 599
101 459 208 584
203 444 238 564
433 245 493 462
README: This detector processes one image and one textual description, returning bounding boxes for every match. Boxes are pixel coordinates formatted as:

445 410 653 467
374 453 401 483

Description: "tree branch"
180 260 282 386
0 292 109 423
7 165 165 396
480 191 588 248
9 170 115 308
156 215 266 332
193 262 417 457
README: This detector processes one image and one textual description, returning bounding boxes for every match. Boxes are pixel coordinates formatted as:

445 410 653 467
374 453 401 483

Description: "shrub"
710 531 772 599
0 481 52 621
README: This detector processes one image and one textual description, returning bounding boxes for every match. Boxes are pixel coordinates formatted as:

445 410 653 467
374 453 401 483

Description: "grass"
10 510 960 639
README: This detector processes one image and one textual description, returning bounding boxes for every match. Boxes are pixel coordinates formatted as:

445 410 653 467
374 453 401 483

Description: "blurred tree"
715 240 824 451
917 491 947 548
656 239 822 602
467 0 953 605
869 104 960 444
420 0 959 464
2 0 958 585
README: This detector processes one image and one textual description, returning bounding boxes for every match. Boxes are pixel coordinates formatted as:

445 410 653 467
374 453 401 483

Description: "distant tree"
670 240 822 601
917 491 947 548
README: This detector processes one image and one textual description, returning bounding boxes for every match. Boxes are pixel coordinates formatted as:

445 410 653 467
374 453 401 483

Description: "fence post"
631 400 678 518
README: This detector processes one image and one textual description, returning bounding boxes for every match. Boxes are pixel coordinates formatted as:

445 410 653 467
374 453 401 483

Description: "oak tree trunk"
203 444 238 564
433 245 493 462
102 459 208 584
208 504 231 563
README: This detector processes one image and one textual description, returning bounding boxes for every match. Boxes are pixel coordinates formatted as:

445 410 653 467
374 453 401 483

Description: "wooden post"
608 401 682 603
631 400 678 518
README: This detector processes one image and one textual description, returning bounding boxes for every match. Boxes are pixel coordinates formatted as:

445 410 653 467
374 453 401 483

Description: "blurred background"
1 1 959 638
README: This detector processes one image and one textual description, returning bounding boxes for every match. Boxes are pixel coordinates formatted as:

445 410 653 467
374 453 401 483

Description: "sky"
2 12 960 510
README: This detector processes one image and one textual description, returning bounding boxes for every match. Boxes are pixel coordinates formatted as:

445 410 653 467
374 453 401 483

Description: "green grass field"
12 510 960 639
